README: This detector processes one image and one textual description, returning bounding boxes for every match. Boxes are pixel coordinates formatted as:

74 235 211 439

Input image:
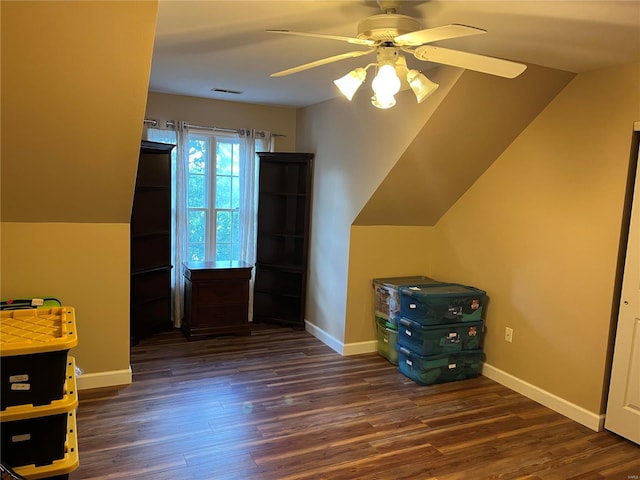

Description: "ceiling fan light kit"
333 56 439 108
269 1 527 109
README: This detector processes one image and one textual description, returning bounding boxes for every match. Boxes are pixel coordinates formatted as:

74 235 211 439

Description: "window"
186 131 240 262
147 124 269 269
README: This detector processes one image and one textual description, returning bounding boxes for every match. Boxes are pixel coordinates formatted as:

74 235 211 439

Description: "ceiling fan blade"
413 45 527 78
270 49 376 77
267 30 376 47
394 24 486 46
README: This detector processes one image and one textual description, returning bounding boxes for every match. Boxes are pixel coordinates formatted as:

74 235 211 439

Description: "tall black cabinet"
130 140 174 343
253 152 314 329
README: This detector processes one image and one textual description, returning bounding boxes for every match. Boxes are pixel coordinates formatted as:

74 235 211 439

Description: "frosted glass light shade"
406 70 439 103
334 68 367 101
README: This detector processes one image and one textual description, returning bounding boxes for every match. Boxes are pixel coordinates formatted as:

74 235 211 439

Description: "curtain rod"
144 119 285 137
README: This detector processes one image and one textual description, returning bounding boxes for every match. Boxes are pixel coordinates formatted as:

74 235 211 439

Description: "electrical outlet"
505 327 513 343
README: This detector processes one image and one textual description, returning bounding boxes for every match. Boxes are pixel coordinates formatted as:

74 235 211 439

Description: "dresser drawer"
192 304 248 326
193 281 248 304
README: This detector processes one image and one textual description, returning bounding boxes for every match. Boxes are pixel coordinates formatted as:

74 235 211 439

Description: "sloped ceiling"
1 1 157 223
354 64 576 226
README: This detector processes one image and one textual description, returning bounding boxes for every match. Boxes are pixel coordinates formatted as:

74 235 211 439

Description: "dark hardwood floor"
72 325 638 480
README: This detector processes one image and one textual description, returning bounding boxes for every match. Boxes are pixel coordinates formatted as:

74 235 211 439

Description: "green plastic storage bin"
375 318 398 365
397 347 484 385
399 283 486 325
397 318 484 356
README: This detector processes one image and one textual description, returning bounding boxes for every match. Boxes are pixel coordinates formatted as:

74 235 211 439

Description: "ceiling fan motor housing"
357 14 422 42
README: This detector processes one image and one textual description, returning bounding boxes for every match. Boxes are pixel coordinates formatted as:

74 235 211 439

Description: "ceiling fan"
268 0 527 108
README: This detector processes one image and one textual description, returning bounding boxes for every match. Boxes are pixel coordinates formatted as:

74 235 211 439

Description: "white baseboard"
299 323 607 431
76 367 132 390
305 320 343 354
305 320 377 356
482 362 605 432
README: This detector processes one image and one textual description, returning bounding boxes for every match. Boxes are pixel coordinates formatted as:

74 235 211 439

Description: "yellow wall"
432 63 640 413
345 226 434 344
1 1 158 388
1 1 156 223
1 223 131 379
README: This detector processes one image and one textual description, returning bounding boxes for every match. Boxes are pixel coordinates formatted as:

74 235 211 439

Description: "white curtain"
238 129 272 321
172 121 189 328
145 121 189 328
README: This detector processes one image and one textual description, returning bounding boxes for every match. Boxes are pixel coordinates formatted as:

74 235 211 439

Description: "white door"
605 121 640 444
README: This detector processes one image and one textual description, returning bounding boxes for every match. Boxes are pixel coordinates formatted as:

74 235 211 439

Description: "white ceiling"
149 0 640 108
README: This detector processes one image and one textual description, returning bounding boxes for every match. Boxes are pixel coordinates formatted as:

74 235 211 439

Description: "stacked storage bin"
396 284 487 385
1 298 62 311
0 307 80 479
372 276 440 365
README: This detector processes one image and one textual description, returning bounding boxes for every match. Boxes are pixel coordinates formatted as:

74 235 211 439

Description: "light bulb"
371 64 401 98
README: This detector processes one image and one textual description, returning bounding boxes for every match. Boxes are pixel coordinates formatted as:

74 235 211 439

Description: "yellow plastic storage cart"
1 307 79 479
1 307 78 410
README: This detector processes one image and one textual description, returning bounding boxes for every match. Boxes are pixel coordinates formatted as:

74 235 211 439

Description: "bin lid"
400 283 486 298
0 307 78 356
373 276 440 288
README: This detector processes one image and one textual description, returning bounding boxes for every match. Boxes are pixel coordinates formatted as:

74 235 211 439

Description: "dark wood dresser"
182 260 253 340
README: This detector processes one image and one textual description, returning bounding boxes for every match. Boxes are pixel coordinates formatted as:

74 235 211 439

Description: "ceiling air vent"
211 87 243 95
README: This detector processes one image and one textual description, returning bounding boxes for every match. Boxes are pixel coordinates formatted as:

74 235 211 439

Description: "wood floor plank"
70 325 639 479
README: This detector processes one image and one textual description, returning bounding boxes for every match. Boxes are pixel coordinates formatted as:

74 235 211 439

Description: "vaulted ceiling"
150 1 640 108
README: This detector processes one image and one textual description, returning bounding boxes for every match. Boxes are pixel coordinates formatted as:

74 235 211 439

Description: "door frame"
604 120 640 441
